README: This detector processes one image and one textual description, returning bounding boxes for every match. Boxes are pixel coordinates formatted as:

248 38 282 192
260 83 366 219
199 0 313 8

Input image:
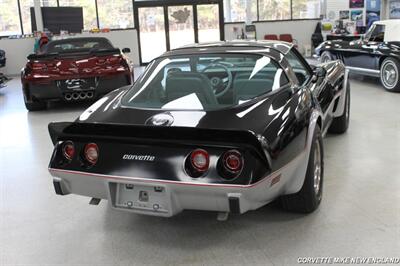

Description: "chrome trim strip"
346 66 380 77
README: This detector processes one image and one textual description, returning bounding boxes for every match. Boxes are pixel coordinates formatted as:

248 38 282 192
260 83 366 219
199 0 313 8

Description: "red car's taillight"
185 149 210 177
62 141 75 161
83 143 99 165
218 150 244 180
190 149 210 172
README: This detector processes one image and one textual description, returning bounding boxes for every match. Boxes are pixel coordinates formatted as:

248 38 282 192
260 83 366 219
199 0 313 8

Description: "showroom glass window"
59 0 97 30
224 0 257 23
258 0 291 21
0 0 21 36
292 0 321 19
97 0 134 29
40 0 58 6
19 0 35 34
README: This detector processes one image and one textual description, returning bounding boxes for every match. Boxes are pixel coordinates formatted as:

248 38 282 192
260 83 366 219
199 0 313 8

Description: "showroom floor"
0 74 399 266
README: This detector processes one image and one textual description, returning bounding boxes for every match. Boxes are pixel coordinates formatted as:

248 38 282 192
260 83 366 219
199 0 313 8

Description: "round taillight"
190 149 210 172
224 152 243 172
219 150 243 180
84 143 99 165
62 141 75 160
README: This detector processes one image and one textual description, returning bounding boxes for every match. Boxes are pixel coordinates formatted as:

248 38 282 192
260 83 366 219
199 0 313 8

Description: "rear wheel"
380 58 400 92
280 126 324 213
329 83 350 134
320 51 333 63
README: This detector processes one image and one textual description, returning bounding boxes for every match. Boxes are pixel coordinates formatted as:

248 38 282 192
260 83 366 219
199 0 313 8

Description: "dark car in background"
48 41 350 218
315 20 400 92
21 37 133 111
0 49 5 67
0 49 7 89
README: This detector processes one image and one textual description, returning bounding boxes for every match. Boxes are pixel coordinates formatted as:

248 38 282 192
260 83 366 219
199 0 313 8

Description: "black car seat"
166 72 218 106
233 72 275 103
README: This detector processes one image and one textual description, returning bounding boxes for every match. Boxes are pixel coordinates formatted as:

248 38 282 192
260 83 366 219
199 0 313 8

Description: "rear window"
43 38 114 53
122 53 289 111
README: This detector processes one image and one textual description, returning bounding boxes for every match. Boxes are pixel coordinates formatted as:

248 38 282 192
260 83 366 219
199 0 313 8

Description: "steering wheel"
201 63 233 98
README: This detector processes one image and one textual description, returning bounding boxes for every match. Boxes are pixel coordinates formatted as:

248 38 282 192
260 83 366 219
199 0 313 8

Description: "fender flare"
282 109 322 194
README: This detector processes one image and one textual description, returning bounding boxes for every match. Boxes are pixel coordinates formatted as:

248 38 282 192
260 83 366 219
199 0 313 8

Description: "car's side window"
285 50 312 86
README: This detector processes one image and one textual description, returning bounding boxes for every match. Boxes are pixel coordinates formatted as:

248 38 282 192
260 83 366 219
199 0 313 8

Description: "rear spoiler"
48 122 270 165
27 53 59 60
27 48 121 61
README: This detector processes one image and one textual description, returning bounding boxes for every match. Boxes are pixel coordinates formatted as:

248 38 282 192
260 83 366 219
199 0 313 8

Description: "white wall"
0 38 36 76
0 29 139 76
224 19 320 53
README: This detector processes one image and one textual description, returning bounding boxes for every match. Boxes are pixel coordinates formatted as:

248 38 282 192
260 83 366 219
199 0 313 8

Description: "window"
97 0 134 29
0 0 21 36
365 24 385 42
43 37 114 53
258 0 291 21
59 0 97 30
292 0 321 19
40 0 58 6
19 0 35 34
224 0 257 23
285 50 312 85
122 53 288 111
197 4 221 43
224 0 321 22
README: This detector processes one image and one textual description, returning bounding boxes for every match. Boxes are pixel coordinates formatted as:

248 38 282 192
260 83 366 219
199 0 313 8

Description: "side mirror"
312 67 327 82
122 48 131 54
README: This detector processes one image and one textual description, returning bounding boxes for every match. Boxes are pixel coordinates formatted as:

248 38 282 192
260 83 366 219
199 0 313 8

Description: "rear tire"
380 57 400 92
320 51 333 63
329 83 350 134
280 126 324 213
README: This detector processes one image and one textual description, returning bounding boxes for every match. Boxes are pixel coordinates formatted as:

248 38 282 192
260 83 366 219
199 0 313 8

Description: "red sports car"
21 37 133 111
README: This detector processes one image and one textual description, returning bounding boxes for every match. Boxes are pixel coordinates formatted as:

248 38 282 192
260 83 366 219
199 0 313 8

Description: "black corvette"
0 49 7 89
0 49 5 67
315 20 400 92
48 41 350 218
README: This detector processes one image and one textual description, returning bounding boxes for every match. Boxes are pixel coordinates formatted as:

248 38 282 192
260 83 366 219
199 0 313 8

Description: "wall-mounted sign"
389 0 400 19
350 0 365 8
340 10 350 19
351 10 364 26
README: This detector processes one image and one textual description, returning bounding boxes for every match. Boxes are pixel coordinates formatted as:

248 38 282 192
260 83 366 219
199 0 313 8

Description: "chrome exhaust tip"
87 91 94 98
65 93 72 101
79 92 87 99
72 93 79 100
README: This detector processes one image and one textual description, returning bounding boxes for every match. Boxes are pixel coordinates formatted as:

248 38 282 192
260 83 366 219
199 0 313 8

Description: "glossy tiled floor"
0 75 399 265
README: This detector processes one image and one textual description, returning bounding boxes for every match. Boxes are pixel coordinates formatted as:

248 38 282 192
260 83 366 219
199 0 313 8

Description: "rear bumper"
48 146 309 217
24 73 131 102
50 169 279 217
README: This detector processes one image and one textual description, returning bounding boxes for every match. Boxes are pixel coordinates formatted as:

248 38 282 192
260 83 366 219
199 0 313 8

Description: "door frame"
134 0 224 65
